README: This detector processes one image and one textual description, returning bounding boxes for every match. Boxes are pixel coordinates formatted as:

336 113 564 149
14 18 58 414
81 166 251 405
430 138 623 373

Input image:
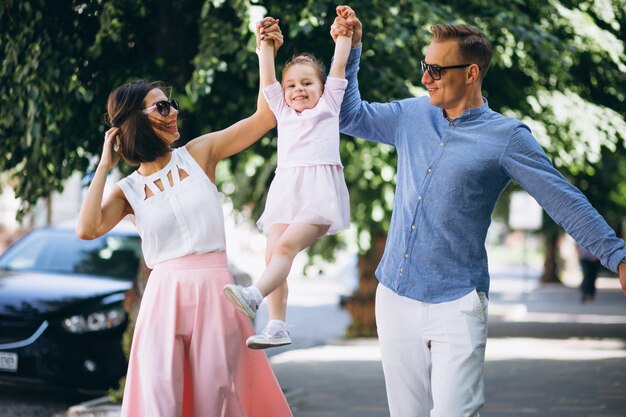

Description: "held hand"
619 262 626 296
256 17 276 46
256 17 283 55
338 4 356 20
101 127 122 170
331 5 362 48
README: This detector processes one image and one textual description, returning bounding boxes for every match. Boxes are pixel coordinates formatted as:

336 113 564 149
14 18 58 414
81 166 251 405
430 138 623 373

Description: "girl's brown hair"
281 53 326 84
106 80 171 166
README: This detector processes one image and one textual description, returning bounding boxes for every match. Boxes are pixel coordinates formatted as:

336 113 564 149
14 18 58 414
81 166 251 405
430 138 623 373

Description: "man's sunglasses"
142 98 180 116
420 61 471 80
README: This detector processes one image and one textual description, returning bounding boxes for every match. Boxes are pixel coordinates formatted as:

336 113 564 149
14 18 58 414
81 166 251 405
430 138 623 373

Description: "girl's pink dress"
257 77 350 236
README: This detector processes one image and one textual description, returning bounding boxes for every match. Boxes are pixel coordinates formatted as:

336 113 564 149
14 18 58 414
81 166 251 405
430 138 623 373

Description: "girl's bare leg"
224 223 328 323
245 223 329 349
265 224 289 322
256 223 329 297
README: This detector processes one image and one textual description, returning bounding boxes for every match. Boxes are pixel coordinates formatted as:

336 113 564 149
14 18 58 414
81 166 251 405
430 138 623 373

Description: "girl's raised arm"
329 8 355 79
185 18 283 173
259 17 279 88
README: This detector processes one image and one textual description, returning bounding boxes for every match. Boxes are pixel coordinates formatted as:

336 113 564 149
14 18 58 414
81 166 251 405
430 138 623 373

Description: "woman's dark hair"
106 80 171 166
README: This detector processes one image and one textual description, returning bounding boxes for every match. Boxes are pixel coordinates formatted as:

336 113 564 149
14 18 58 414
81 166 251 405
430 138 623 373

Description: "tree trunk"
541 226 562 284
343 234 387 337
45 196 52 226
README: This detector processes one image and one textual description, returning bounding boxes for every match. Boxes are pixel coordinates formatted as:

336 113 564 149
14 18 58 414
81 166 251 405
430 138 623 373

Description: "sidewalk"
64 270 626 417
269 273 626 417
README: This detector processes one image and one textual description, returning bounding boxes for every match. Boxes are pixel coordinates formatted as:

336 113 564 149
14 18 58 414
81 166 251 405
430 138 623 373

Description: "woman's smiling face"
143 88 180 143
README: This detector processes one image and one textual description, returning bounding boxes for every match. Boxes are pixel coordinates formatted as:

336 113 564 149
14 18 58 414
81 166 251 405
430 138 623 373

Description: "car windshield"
0 229 142 279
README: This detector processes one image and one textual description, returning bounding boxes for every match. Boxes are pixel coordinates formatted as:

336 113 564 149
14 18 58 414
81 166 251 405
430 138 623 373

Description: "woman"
76 20 291 417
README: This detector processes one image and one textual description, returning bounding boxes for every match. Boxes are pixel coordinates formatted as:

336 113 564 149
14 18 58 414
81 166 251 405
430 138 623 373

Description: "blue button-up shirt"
340 46 626 303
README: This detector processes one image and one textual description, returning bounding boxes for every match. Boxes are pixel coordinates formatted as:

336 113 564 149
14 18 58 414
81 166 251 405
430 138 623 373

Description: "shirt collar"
442 97 490 121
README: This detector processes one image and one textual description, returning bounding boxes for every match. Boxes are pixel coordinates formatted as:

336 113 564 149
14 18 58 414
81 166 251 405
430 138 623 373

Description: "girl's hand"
256 17 283 55
101 127 122 170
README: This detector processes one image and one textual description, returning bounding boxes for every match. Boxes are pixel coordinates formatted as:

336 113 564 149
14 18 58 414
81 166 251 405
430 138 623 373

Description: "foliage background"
1 0 625 268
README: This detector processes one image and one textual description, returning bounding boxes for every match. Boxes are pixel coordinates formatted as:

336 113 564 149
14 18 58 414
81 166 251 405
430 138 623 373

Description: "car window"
0 229 142 279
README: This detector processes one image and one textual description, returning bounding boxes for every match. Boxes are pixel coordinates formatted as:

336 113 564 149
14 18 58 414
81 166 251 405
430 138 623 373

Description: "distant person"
76 20 292 417
331 5 626 417
577 243 601 303
223 13 353 349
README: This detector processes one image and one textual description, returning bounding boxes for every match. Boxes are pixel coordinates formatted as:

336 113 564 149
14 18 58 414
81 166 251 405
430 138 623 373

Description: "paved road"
269 272 626 417
0 384 93 417
272 336 626 417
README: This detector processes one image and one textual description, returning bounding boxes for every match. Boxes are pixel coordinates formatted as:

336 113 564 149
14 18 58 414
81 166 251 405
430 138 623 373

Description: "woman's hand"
257 17 284 55
76 126 128 240
101 127 122 170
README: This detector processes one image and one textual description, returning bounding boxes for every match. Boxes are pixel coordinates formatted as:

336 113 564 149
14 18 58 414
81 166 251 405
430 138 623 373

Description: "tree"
2 0 625 340
0 0 203 218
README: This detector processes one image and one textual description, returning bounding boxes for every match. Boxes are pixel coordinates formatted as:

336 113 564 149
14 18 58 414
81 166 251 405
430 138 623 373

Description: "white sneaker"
223 284 259 319
246 327 292 350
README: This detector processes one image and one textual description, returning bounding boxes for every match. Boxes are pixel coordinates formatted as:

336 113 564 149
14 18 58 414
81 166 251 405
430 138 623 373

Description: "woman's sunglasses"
142 98 180 116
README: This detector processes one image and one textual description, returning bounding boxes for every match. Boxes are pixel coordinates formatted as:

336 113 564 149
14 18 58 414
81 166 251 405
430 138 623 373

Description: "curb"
60 386 304 417
63 396 120 417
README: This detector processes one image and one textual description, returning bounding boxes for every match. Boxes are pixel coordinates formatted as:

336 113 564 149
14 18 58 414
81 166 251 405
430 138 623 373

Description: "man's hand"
330 5 362 48
338 5 356 20
619 261 626 295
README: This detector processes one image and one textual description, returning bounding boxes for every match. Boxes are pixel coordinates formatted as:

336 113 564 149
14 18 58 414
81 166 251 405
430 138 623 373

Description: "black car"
0 222 142 392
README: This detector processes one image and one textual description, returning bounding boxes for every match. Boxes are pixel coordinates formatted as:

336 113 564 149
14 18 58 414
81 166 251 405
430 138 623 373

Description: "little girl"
224 11 354 349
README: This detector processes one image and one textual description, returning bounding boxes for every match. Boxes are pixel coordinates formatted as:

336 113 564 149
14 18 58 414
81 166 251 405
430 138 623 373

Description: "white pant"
376 284 488 417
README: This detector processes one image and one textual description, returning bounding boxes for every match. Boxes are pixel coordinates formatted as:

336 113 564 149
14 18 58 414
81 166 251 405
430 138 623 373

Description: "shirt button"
427 168 432 173
450 121 455 126
440 142 445 147
404 253 409 258
400 268 404 273
418 195 422 200
411 225 416 230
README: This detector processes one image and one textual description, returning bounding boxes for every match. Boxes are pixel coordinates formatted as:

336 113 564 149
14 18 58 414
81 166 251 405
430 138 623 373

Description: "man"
331 6 626 417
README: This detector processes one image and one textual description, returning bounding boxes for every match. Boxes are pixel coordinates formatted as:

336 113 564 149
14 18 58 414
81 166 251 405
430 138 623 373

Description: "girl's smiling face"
282 63 324 112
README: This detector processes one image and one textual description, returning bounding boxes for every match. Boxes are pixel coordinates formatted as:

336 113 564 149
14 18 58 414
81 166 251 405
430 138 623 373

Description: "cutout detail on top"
142 166 190 200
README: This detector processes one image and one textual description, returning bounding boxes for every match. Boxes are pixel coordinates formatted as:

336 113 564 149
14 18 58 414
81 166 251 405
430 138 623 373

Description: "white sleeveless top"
116 147 226 268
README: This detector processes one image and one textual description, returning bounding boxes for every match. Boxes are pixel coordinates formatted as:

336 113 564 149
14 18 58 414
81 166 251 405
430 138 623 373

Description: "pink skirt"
257 164 350 236
120 252 292 417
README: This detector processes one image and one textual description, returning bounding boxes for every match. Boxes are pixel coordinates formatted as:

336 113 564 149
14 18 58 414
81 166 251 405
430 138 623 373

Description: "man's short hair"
430 24 493 81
